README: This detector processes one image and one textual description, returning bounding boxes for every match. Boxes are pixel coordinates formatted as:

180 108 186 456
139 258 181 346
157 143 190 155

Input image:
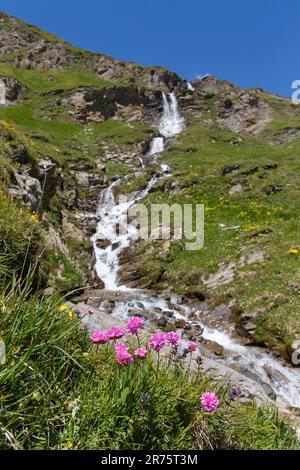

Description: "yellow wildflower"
289 248 298 254
67 441 73 449
30 213 38 222
59 305 68 312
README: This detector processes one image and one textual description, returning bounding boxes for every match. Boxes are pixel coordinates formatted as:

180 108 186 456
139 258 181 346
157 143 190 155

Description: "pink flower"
200 392 220 412
107 326 125 340
149 332 166 351
166 331 181 346
114 343 133 366
127 316 144 334
114 342 128 353
134 348 148 359
188 342 198 352
90 330 109 345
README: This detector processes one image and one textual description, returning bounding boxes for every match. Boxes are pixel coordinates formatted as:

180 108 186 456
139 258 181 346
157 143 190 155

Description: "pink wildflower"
89 330 109 345
200 392 220 412
127 316 144 334
166 331 181 346
188 342 198 352
134 348 148 359
107 326 125 340
114 343 133 366
149 332 166 351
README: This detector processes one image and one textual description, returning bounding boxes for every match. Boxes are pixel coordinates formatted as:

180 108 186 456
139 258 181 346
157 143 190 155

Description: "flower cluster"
115 343 133 366
88 318 223 413
200 392 219 412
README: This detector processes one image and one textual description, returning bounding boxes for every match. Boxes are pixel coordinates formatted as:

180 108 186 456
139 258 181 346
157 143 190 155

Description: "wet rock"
96 238 111 249
204 340 224 357
156 317 168 328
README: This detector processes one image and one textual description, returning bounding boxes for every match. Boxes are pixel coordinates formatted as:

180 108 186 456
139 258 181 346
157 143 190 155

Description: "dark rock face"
65 86 146 123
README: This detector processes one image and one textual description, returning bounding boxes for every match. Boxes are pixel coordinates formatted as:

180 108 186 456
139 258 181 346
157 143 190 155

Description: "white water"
91 93 300 410
159 92 185 138
149 137 164 155
187 82 195 91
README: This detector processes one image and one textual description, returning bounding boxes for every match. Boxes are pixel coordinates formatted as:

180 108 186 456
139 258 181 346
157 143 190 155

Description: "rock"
96 238 111 249
263 163 278 170
241 166 259 176
9 169 42 212
204 340 224 357
174 319 187 329
262 184 282 195
62 215 86 242
221 164 241 176
247 249 265 265
156 317 168 328
291 340 300 352
229 183 242 195
69 302 125 333
43 287 55 296
240 321 257 338
0 76 28 106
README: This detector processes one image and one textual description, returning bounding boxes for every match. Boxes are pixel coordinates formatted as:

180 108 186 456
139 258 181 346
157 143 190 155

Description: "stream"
91 91 300 411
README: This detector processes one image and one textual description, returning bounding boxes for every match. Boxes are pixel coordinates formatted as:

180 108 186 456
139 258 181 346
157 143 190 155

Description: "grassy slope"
135 102 300 358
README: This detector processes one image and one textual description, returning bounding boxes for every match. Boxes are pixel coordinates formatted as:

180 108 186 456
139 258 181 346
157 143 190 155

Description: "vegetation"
0 278 298 450
134 119 300 357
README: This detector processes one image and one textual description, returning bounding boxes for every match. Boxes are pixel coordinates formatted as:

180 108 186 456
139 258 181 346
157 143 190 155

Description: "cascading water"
159 92 185 138
149 137 164 155
91 92 300 411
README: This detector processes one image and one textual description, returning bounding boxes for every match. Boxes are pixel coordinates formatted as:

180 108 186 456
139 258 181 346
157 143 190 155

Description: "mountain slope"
1 10 300 364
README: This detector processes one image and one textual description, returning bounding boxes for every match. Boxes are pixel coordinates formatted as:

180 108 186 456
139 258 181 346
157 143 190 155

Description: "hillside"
0 11 300 449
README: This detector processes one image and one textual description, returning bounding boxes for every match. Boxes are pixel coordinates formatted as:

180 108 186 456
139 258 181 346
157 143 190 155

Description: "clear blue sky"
1 0 298 96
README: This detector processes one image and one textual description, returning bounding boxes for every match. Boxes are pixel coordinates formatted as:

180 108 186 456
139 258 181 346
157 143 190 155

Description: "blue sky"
1 0 298 96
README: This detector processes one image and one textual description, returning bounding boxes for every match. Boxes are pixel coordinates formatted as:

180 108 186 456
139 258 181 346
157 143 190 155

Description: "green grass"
0 63 110 92
131 120 300 355
0 191 43 281
0 276 298 450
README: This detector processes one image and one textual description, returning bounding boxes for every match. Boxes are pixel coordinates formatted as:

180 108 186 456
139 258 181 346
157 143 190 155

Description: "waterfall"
149 137 164 156
159 92 185 138
91 92 300 410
